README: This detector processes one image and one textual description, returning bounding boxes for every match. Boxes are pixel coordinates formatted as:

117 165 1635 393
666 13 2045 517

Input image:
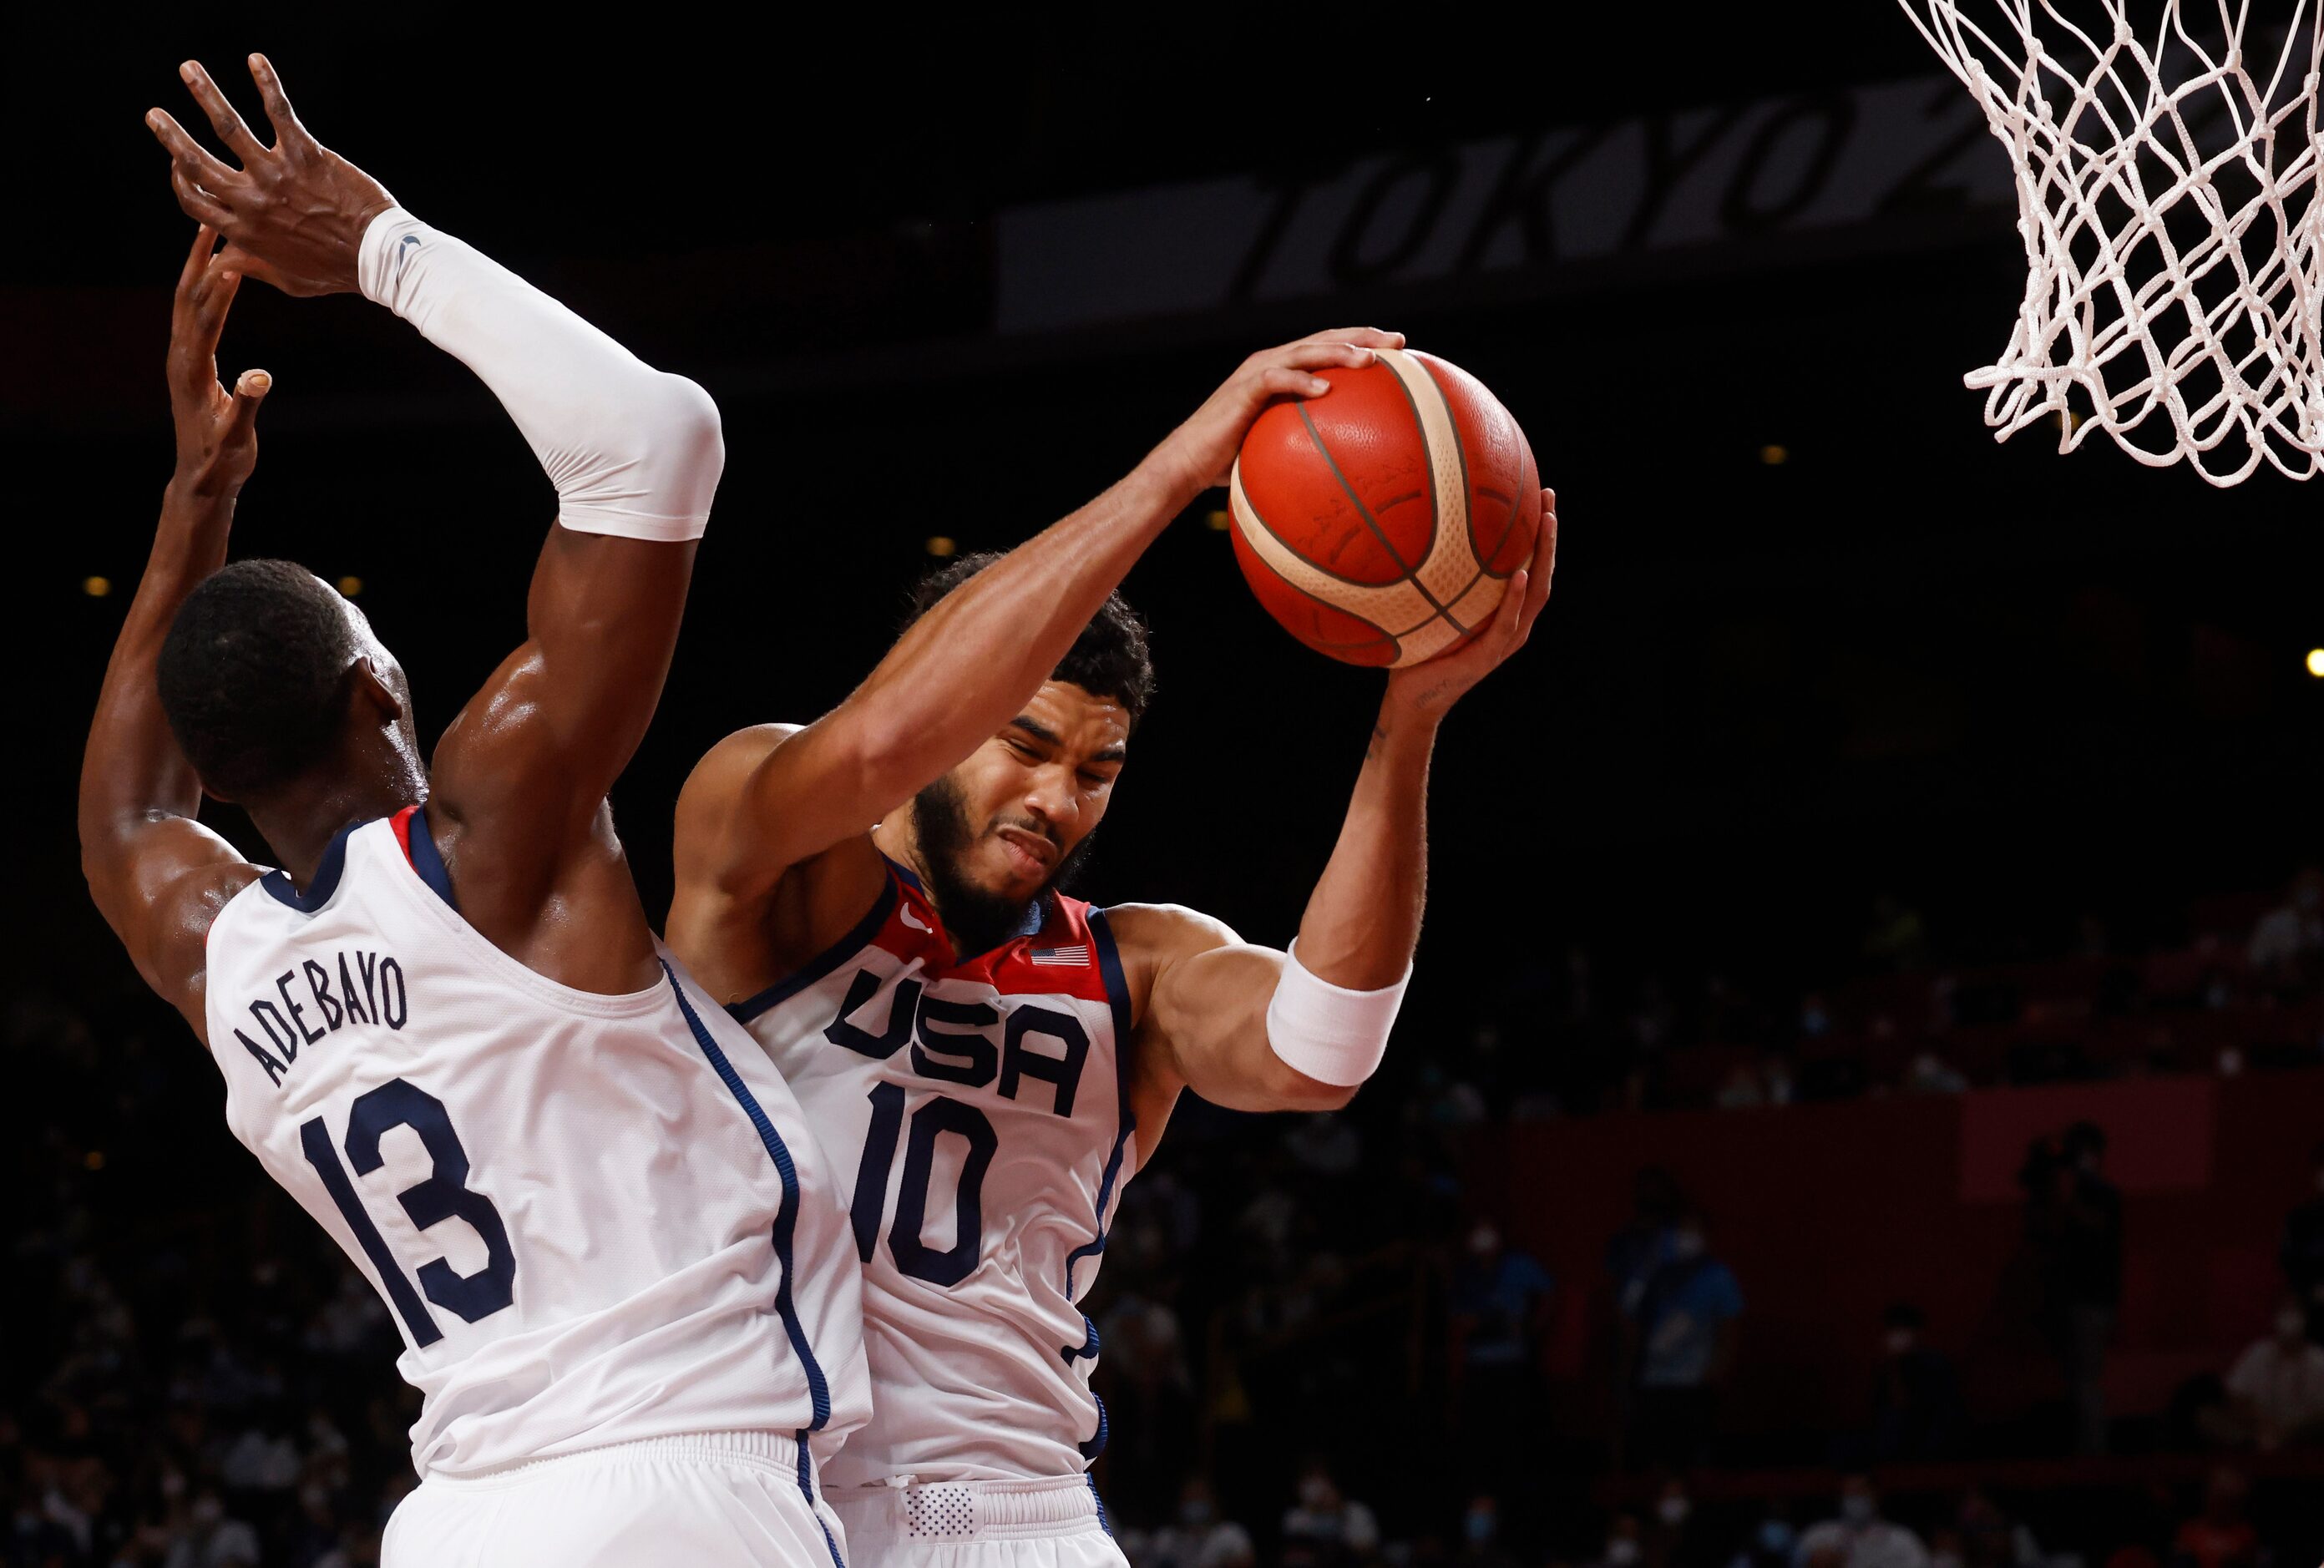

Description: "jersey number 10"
301 1077 518 1346
851 1084 996 1287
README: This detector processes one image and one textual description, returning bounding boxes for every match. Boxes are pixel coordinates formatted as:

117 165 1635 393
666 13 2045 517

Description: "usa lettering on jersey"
736 861 1137 1487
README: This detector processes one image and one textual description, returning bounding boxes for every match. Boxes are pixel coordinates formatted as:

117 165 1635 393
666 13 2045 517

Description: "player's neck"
868 815 1035 962
250 772 424 893
869 815 929 894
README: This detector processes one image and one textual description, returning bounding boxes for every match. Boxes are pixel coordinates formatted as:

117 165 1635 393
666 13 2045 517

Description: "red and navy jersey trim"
256 804 455 915
258 822 357 913
390 805 458 910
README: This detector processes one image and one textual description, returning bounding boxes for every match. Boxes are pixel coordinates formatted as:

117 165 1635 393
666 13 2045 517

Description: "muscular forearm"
1292 689 1436 989
767 458 1192 808
1136 693 1431 1109
79 480 235 858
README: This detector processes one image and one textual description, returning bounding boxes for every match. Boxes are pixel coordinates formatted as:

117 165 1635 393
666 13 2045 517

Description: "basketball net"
1900 1 2324 484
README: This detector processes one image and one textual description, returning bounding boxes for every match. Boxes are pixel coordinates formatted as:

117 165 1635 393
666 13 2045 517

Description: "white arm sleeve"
1265 938 1411 1089
357 208 723 540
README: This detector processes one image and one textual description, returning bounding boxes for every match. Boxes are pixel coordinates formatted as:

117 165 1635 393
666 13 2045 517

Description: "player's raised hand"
1384 489 1558 716
146 55 394 298
1147 328 1409 498
169 225 270 500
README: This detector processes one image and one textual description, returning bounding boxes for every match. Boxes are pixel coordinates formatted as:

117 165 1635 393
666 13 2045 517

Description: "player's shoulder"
676 722 809 822
156 856 271 1043
690 721 808 781
1100 902 1243 961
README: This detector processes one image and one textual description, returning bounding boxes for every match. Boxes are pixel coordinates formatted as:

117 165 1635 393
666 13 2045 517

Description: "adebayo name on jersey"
823 967 1092 1117
231 948 409 1088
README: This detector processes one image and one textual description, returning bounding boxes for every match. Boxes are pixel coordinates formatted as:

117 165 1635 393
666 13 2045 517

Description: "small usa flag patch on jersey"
1030 944 1089 966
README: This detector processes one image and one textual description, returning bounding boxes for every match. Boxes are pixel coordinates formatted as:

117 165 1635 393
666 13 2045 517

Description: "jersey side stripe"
661 962 833 1429
1063 909 1138 1393
795 1445 848 1568
1061 909 1137 1298
663 962 847 1565
729 875 901 1024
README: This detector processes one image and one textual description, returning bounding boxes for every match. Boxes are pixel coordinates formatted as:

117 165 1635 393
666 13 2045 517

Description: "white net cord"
1900 1 2324 485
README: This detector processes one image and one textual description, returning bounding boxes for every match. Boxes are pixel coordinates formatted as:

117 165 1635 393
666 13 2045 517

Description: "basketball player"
669 336 1557 1566
84 57 866 1566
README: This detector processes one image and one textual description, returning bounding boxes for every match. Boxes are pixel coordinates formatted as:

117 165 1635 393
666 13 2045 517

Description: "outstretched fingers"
171 243 243 400
176 224 218 293
145 108 236 190
177 60 265 163
247 54 317 156
191 258 246 331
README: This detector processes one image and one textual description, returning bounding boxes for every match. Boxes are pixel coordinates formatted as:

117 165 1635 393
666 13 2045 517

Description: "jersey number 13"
301 1077 517 1346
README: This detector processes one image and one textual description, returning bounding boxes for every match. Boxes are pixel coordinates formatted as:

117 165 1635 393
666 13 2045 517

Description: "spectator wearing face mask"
1794 1475 1931 1568
2024 1121 2123 1454
1952 1487 2044 1568
1282 1459 1380 1565
1599 1512 1647 1568
1643 1478 1701 1568
1148 1479 1254 1568
2247 867 2324 990
1451 1216 1556 1495
1624 1211 1744 1468
163 1488 262 1568
2206 1297 2324 1449
1457 1493 1521 1568
1729 1514 1799 1568
1609 1170 1689 1317
1869 1302 1964 1462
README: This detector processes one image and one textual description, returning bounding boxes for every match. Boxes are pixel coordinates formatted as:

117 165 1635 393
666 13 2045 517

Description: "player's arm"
674 330 1405 903
1124 501 1558 1117
77 228 272 1039
154 58 721 953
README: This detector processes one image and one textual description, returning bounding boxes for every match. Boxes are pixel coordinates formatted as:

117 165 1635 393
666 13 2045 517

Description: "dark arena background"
10 10 2324 1568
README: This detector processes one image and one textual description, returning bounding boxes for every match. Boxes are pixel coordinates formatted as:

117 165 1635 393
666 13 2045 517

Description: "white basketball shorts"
382 1431 849 1568
827 1475 1128 1568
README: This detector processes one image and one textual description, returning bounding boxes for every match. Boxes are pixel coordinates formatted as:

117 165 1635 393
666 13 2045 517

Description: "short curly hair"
158 559 357 799
906 553 1156 728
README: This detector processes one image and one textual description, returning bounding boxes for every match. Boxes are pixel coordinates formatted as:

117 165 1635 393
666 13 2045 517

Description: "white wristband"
357 208 723 541
1265 939 1410 1089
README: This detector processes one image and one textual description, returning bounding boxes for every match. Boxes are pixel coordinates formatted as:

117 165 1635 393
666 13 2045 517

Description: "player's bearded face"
911 772 1102 956
909 686 1125 954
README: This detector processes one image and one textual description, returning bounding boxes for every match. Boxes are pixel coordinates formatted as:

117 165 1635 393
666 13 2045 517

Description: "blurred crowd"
1422 868 2324 1124
3 865 2320 1566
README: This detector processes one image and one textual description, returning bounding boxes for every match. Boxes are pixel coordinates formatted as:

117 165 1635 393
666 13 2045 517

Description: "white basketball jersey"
200 807 870 1483
734 860 1137 1488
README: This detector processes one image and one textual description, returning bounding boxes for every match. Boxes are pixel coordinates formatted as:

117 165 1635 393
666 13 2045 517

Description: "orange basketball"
1228 348 1541 667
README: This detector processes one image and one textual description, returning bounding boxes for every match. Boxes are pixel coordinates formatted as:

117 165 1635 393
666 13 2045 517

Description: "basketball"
1228 348 1542 668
